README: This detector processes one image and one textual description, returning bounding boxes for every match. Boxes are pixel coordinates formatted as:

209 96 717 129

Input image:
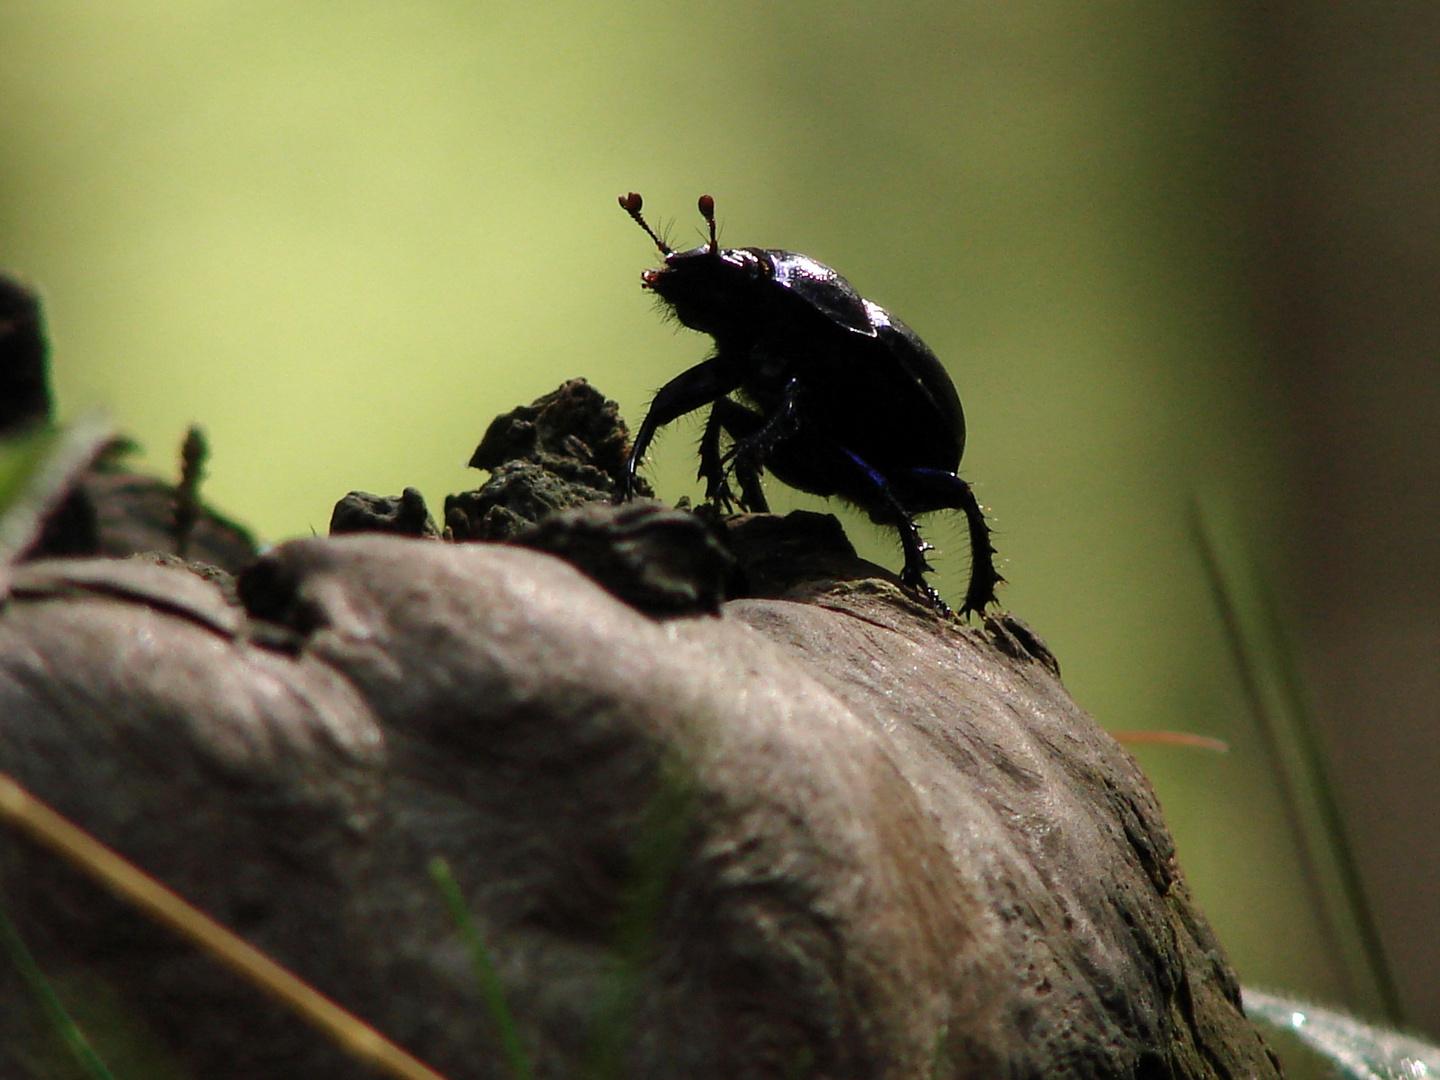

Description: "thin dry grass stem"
1111 731 1229 753
0 771 453 1080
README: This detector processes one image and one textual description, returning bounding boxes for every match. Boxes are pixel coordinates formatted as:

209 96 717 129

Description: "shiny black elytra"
618 192 1001 617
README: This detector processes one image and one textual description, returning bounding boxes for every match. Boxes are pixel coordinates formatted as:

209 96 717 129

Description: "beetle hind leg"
832 449 953 615
901 468 1004 617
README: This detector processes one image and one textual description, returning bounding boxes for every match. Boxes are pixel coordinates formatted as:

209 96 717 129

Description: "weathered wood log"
0 378 1281 1078
0 539 1278 1078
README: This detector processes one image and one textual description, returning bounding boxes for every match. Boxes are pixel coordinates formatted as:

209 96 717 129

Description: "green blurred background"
4 0 1437 1043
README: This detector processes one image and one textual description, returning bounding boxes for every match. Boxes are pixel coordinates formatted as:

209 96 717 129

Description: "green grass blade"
0 888 119 1080
928 1021 950 1079
0 414 115 573
1191 494 1403 1024
584 757 697 1080
427 858 535 1080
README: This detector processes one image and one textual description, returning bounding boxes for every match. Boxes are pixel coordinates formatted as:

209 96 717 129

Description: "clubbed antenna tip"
619 191 671 255
697 194 718 253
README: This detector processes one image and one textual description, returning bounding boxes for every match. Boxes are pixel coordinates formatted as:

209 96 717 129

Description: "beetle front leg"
623 357 744 501
714 377 803 513
698 398 769 512
698 406 730 504
720 378 801 473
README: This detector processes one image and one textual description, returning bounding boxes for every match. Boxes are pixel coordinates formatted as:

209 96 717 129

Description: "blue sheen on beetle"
618 192 1002 617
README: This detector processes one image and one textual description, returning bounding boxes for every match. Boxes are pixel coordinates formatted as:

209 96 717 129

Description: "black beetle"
618 192 1001 616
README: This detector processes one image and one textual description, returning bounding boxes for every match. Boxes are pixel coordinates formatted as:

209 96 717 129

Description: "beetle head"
620 193 772 336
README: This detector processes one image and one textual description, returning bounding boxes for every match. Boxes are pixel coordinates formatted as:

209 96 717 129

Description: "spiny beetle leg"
904 468 1003 617
698 397 770 512
717 377 802 510
838 448 951 616
625 356 744 501
698 405 739 509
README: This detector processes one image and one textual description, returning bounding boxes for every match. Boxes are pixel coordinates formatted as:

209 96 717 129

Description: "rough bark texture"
0 377 1282 1079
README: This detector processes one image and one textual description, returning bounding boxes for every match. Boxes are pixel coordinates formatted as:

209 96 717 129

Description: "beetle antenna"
698 194 719 255
618 192 672 255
